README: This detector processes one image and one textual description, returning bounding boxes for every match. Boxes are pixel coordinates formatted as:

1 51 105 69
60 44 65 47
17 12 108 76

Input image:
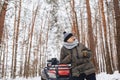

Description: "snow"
96 71 120 80
1 71 120 80
1 77 41 80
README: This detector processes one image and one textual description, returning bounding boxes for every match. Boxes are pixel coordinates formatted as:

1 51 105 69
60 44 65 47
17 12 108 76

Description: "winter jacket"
60 43 96 77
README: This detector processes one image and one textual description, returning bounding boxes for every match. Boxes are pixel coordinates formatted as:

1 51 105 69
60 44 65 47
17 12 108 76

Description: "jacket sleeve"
60 47 71 64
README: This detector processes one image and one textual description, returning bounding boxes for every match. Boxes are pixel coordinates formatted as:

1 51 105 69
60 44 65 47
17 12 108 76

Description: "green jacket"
60 43 95 77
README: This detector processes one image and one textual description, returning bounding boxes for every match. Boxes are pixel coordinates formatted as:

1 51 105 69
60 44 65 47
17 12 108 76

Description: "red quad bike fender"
48 64 71 76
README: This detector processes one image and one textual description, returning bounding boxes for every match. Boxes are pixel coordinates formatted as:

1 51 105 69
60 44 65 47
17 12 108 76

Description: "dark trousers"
72 73 96 80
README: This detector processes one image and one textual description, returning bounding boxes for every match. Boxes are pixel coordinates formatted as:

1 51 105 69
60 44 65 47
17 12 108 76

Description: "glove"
82 50 88 57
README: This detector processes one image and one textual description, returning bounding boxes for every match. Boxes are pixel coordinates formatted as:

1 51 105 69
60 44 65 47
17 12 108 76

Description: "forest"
0 0 120 79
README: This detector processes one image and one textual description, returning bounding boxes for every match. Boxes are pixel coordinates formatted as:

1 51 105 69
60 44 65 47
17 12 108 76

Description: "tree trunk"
70 0 80 41
1 34 5 78
113 0 120 73
99 0 113 74
111 6 118 71
5 27 8 79
19 24 27 77
13 0 22 78
0 0 8 44
11 2 17 77
86 0 98 72
27 5 38 78
23 26 31 77
38 19 43 76
105 0 115 71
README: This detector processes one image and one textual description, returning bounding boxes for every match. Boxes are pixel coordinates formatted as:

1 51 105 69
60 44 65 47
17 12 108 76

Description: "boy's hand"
82 50 88 57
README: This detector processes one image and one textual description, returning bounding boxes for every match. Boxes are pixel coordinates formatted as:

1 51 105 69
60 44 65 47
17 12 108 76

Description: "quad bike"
41 58 72 80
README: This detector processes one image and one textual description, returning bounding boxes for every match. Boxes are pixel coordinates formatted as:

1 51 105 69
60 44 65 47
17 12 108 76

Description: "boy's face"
67 36 76 43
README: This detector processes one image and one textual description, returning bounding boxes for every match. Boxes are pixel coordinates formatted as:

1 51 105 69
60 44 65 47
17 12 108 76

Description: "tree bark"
23 25 31 77
99 0 113 74
11 2 17 77
0 0 8 44
19 24 27 77
113 0 120 73
27 5 38 78
13 0 22 78
1 33 5 78
70 0 80 42
105 0 115 71
86 0 98 72
5 27 8 79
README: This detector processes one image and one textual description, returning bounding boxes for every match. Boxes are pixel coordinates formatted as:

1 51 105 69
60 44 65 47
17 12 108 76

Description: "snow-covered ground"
96 71 120 80
1 71 120 80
